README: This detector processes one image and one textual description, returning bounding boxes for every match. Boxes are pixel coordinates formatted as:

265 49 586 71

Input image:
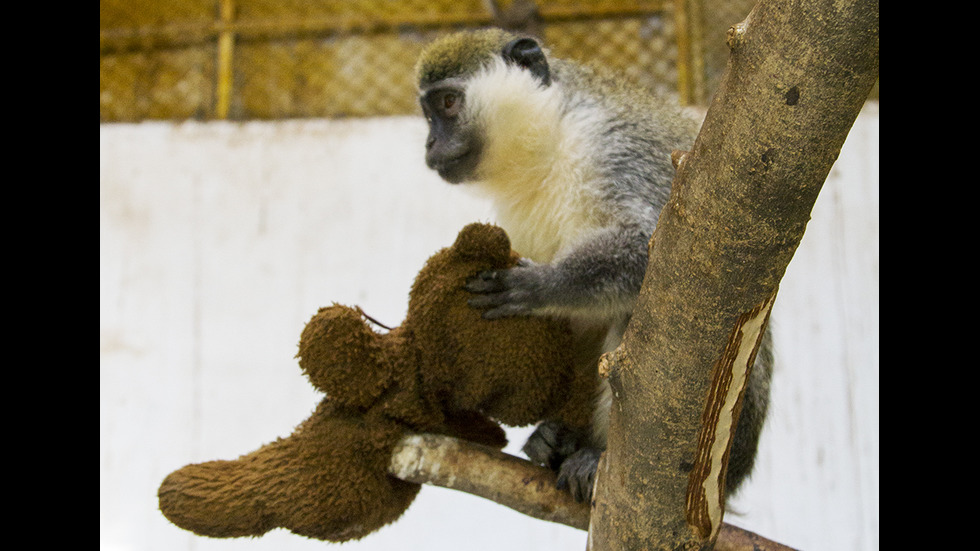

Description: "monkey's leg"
548 345 774 505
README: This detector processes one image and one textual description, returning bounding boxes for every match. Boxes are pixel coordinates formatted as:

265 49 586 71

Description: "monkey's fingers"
522 421 581 470
471 301 530 320
466 282 530 319
465 267 544 318
557 448 601 503
464 270 509 294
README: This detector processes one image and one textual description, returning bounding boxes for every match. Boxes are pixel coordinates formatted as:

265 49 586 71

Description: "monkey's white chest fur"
464 59 606 263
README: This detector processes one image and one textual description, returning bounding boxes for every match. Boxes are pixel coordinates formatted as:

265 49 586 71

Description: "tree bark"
587 0 878 549
388 433 796 551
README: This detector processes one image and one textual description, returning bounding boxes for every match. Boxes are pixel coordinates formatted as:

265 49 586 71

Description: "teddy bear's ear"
297 305 390 410
449 223 512 264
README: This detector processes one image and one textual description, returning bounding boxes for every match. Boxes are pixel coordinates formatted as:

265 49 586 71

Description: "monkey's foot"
556 447 601 503
521 420 582 471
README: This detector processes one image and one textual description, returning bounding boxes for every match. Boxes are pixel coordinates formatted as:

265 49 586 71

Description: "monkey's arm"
465 222 650 321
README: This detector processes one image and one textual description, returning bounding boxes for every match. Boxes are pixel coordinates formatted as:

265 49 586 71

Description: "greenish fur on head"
416 28 521 88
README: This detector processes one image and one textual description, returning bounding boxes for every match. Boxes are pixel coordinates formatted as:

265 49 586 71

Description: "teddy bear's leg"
159 456 279 538
159 401 421 542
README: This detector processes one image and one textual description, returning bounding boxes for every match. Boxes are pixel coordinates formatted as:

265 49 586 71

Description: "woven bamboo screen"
100 0 761 122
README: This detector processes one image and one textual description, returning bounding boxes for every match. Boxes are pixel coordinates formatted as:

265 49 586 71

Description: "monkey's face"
418 36 553 185
420 81 483 184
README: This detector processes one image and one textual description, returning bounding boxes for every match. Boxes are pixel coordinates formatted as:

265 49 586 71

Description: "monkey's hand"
556 447 602 503
521 420 583 471
464 260 548 319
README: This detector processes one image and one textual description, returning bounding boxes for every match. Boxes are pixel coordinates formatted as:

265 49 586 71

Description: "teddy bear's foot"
158 404 424 542
158 459 278 539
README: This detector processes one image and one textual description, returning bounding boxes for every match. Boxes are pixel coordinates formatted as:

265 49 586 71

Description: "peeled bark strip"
588 0 878 548
687 293 774 541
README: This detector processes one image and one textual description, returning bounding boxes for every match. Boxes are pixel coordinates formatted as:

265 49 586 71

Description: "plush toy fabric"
158 223 597 542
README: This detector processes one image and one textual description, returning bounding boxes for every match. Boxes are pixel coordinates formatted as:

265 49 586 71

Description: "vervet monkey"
416 28 772 502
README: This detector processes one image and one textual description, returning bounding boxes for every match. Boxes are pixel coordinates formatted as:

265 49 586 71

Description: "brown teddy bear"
157 223 597 542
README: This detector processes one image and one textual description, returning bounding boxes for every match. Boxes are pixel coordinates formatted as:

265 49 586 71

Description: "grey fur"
463 56 697 325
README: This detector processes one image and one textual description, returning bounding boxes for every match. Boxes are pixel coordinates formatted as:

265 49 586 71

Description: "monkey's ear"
502 38 551 86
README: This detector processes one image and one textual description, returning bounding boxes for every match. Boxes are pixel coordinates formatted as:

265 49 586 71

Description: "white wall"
100 103 878 551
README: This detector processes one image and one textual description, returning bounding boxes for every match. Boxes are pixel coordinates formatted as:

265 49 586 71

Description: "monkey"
415 28 772 503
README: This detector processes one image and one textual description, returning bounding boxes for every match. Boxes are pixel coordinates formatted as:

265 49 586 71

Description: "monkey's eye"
441 91 462 117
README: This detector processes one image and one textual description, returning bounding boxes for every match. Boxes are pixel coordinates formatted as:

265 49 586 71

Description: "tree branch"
389 433 590 530
387 433 796 550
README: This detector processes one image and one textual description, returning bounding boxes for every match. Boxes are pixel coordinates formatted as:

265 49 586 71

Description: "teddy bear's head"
296 223 579 429
404 223 579 427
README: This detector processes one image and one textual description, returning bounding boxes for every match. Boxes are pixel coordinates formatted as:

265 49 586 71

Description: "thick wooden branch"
589 0 878 549
387 433 796 551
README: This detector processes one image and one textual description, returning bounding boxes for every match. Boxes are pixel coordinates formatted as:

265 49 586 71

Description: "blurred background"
100 1 879 550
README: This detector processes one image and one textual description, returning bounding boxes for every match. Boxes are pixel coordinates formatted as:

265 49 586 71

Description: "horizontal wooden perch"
389 433 591 530
387 433 797 551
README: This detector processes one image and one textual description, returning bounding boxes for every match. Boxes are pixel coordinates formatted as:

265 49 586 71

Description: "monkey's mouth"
430 148 480 184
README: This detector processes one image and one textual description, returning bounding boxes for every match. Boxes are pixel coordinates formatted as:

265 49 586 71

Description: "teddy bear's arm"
442 410 508 449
